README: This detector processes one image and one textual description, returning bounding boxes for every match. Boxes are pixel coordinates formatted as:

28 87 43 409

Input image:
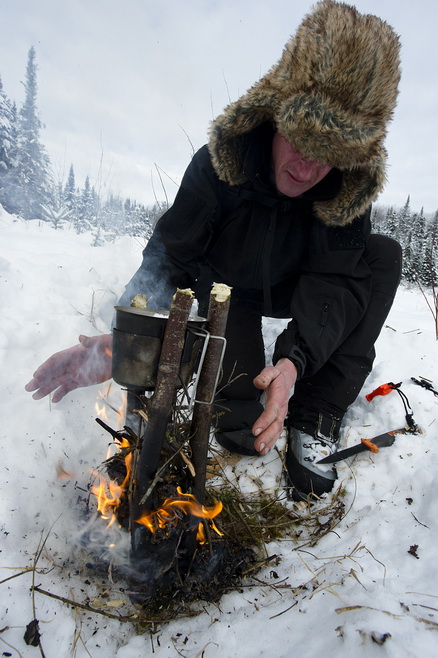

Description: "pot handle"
186 327 227 409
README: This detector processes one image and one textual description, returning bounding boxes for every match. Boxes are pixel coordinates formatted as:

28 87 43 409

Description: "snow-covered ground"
1 209 438 657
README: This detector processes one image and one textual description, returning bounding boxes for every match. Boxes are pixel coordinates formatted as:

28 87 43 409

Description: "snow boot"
286 410 342 501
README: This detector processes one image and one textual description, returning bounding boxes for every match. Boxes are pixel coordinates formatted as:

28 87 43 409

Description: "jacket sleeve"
117 145 219 309
273 209 373 377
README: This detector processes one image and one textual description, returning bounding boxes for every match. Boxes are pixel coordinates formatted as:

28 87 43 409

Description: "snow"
1 208 438 657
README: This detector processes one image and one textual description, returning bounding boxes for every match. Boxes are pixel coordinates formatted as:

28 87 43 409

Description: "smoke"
73 510 131 569
116 237 177 312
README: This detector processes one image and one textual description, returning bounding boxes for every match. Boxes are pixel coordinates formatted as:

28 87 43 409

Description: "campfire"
86 285 259 611
91 422 223 542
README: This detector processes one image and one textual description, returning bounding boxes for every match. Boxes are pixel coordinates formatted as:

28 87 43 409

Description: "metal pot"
111 306 207 391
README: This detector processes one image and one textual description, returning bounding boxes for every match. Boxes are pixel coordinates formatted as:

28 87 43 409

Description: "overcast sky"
1 0 437 214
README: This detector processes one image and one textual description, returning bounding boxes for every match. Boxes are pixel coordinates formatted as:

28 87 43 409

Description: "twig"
167 435 196 477
335 604 403 619
30 522 61 658
32 586 138 624
241 554 279 576
138 442 188 505
222 68 231 103
178 124 195 157
0 567 42 585
269 600 298 619
154 163 169 210
229 499 265 555
0 632 24 657
411 512 430 529
364 546 387 586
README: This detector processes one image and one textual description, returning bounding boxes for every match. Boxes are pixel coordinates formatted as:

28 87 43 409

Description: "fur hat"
208 0 401 226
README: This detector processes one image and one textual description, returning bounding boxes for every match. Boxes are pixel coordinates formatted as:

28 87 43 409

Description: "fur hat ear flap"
208 89 278 186
313 155 388 227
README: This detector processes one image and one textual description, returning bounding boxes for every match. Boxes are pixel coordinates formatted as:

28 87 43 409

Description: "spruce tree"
78 175 98 231
15 46 52 218
0 77 18 212
385 206 398 239
0 76 13 173
417 208 435 287
64 165 76 210
431 210 438 284
401 228 415 283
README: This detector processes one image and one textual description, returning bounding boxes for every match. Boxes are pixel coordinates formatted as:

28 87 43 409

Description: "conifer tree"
385 206 398 238
397 197 412 249
416 208 435 286
78 175 98 231
0 76 13 173
15 47 52 218
62 164 82 230
431 210 438 281
401 227 415 283
0 76 18 212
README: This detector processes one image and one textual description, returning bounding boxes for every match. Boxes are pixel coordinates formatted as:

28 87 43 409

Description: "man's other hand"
252 358 297 456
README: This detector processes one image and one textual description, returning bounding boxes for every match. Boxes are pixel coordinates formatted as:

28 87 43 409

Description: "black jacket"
120 127 373 379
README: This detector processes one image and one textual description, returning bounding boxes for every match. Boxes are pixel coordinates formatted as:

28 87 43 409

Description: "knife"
317 425 421 465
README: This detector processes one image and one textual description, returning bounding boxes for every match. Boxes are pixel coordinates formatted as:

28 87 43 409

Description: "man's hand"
25 334 113 403
252 358 297 456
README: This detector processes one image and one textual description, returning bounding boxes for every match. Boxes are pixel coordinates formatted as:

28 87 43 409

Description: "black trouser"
201 235 402 430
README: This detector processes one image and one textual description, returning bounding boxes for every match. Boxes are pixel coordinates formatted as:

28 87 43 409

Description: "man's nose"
294 158 320 180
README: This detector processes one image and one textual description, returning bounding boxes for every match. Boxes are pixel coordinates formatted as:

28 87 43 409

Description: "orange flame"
95 399 108 420
95 389 126 426
136 486 223 542
91 438 132 528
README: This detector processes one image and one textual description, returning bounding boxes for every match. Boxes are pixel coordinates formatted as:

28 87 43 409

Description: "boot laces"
303 431 338 463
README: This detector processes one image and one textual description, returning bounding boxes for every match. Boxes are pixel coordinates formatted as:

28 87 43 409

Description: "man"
26 1 402 500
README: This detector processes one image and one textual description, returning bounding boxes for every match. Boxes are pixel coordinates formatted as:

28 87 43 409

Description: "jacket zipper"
261 209 277 316
318 302 330 336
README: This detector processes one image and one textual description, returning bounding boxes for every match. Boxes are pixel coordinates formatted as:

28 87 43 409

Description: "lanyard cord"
366 380 417 430
388 382 416 429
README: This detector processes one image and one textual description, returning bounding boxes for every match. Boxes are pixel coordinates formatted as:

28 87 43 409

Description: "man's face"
272 132 332 197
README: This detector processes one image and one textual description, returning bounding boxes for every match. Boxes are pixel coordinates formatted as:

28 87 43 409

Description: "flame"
95 389 125 426
91 386 222 545
136 486 223 542
91 438 132 528
95 399 108 420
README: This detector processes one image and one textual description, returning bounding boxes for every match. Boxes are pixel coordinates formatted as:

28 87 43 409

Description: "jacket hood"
208 0 401 226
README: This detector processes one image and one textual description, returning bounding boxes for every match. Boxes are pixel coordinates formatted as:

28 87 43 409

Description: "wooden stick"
189 284 231 503
133 289 194 516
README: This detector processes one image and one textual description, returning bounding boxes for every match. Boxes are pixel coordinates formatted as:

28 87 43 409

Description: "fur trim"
208 0 401 226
